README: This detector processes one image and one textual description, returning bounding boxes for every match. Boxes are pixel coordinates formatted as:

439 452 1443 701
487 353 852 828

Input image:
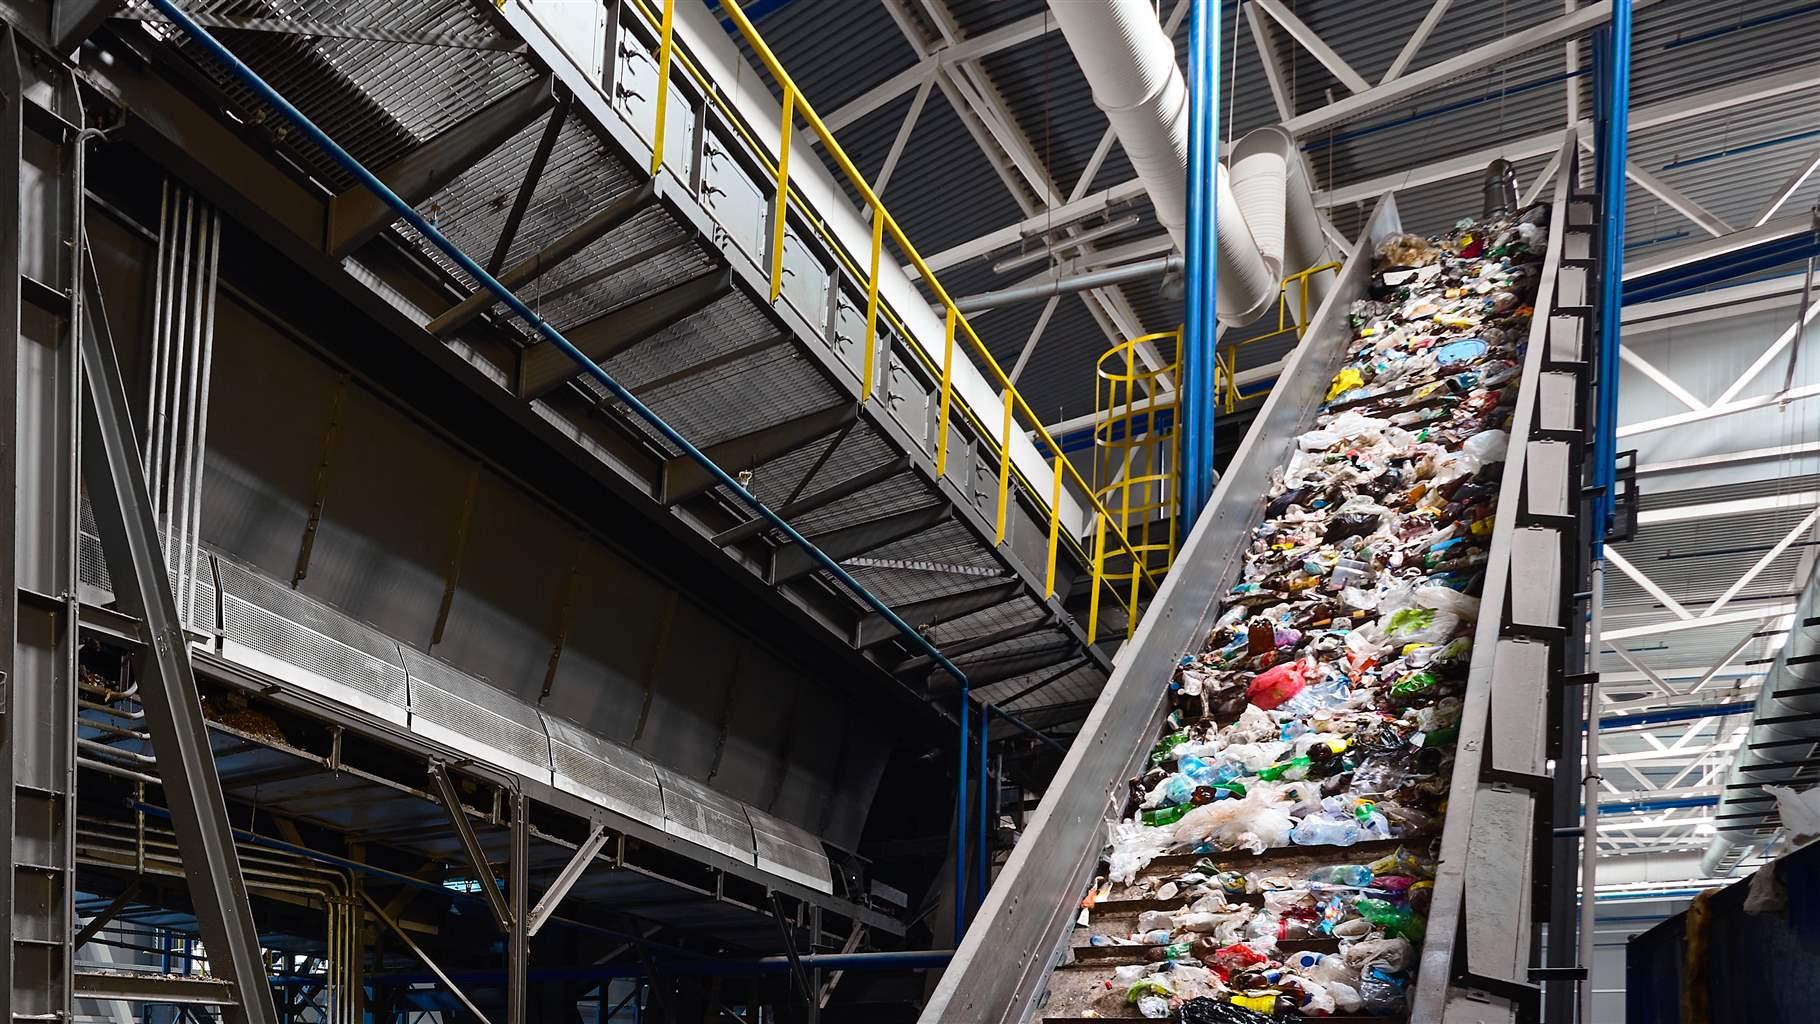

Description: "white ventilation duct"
1047 0 1336 327
1700 578 1820 876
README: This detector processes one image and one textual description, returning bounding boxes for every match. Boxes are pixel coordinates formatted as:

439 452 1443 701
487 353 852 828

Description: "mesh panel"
220 594 409 709
148 0 542 193
77 527 110 593
544 715 665 823
748 808 832 893
402 647 551 772
656 767 756 864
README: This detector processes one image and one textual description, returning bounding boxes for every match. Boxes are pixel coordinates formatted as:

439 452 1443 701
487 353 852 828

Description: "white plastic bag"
1743 859 1786 915
1416 585 1482 621
1767 784 1820 841
1106 819 1175 883
1464 428 1511 462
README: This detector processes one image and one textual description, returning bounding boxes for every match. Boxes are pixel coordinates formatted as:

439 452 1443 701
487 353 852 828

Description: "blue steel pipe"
1595 795 1717 816
1597 701 1756 730
1592 4 1633 554
140 0 1057 958
1181 0 1221 528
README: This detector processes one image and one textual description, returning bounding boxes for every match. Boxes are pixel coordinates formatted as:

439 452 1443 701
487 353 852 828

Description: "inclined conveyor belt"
922 136 1594 1024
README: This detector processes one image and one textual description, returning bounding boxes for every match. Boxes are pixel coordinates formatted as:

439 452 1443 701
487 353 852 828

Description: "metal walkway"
71 0 1169 731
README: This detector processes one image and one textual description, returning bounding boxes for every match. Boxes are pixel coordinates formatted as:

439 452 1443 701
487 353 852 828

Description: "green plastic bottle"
1149 731 1190 766
1142 804 1191 827
1257 756 1312 782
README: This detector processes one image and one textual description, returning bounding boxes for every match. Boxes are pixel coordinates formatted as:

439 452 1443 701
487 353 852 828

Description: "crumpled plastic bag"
1383 606 1463 646
1106 818 1175 883
1415 584 1481 621
1247 658 1309 710
1326 366 1365 402
1464 428 1511 462
1172 787 1295 854
1767 783 1820 842
1223 704 1280 744
1743 859 1787 915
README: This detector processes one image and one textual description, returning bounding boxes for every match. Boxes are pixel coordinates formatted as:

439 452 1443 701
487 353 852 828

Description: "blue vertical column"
954 691 969 945
976 704 990 911
1593 3 1631 551
1181 0 1222 527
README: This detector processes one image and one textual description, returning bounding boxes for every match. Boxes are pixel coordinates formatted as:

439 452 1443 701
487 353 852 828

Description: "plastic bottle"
1290 815 1362 847
1257 755 1313 782
1177 754 1241 787
1142 804 1190 827
1307 864 1374 887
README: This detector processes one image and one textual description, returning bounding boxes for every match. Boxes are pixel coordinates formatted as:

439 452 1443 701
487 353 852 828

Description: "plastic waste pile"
1081 207 1549 1019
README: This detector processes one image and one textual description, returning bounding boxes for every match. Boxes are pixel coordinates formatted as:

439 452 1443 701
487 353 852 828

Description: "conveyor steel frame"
920 137 1580 1023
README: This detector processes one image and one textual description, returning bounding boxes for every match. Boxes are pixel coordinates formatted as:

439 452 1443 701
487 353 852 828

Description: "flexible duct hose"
1047 1 1336 327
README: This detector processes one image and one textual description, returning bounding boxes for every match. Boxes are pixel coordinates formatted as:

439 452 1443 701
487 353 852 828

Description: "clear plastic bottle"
1291 815 1362 847
1307 864 1374 887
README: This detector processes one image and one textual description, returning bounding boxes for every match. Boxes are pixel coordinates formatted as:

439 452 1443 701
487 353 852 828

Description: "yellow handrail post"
935 306 956 476
862 208 883 400
1127 547 1142 639
768 84 795 303
648 0 675 176
995 389 1013 544
1045 455 1063 599
1088 513 1106 644
711 0 1165 597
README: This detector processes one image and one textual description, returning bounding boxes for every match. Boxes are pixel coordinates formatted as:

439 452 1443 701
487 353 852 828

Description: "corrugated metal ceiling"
733 0 1820 445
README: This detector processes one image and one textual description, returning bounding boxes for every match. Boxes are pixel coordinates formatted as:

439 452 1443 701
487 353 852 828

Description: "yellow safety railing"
1089 329 1182 642
1214 261 1343 412
637 0 1168 626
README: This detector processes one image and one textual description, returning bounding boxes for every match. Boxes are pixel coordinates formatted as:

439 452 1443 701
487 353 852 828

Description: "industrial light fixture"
992 214 1142 274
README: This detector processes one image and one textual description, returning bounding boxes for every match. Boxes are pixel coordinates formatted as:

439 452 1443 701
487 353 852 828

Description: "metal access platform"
44 0 1162 726
920 136 1598 1023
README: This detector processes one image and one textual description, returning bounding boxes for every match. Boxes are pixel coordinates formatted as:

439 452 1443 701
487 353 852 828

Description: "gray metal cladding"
655 765 761 866
399 641 555 783
543 712 667 824
749 806 836 893
214 555 412 726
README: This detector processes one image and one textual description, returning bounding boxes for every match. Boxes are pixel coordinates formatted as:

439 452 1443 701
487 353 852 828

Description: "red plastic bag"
1247 659 1308 710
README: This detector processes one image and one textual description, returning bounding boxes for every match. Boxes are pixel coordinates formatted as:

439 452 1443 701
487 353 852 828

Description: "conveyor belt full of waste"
923 137 1589 1024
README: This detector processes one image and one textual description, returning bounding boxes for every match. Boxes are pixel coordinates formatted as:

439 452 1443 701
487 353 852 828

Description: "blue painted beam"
1598 701 1757 730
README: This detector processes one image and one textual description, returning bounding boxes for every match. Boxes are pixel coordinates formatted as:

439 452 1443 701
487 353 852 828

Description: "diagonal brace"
361 891 496 1024
527 823 609 938
428 761 511 932
79 243 281 1024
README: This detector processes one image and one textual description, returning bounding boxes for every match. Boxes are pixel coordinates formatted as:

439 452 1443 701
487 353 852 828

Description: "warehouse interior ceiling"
726 0 1820 876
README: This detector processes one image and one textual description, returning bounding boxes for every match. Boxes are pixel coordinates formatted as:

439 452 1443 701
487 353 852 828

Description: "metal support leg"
508 789 529 1024
2 41 81 1023
767 892 814 1024
78 237 280 1024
